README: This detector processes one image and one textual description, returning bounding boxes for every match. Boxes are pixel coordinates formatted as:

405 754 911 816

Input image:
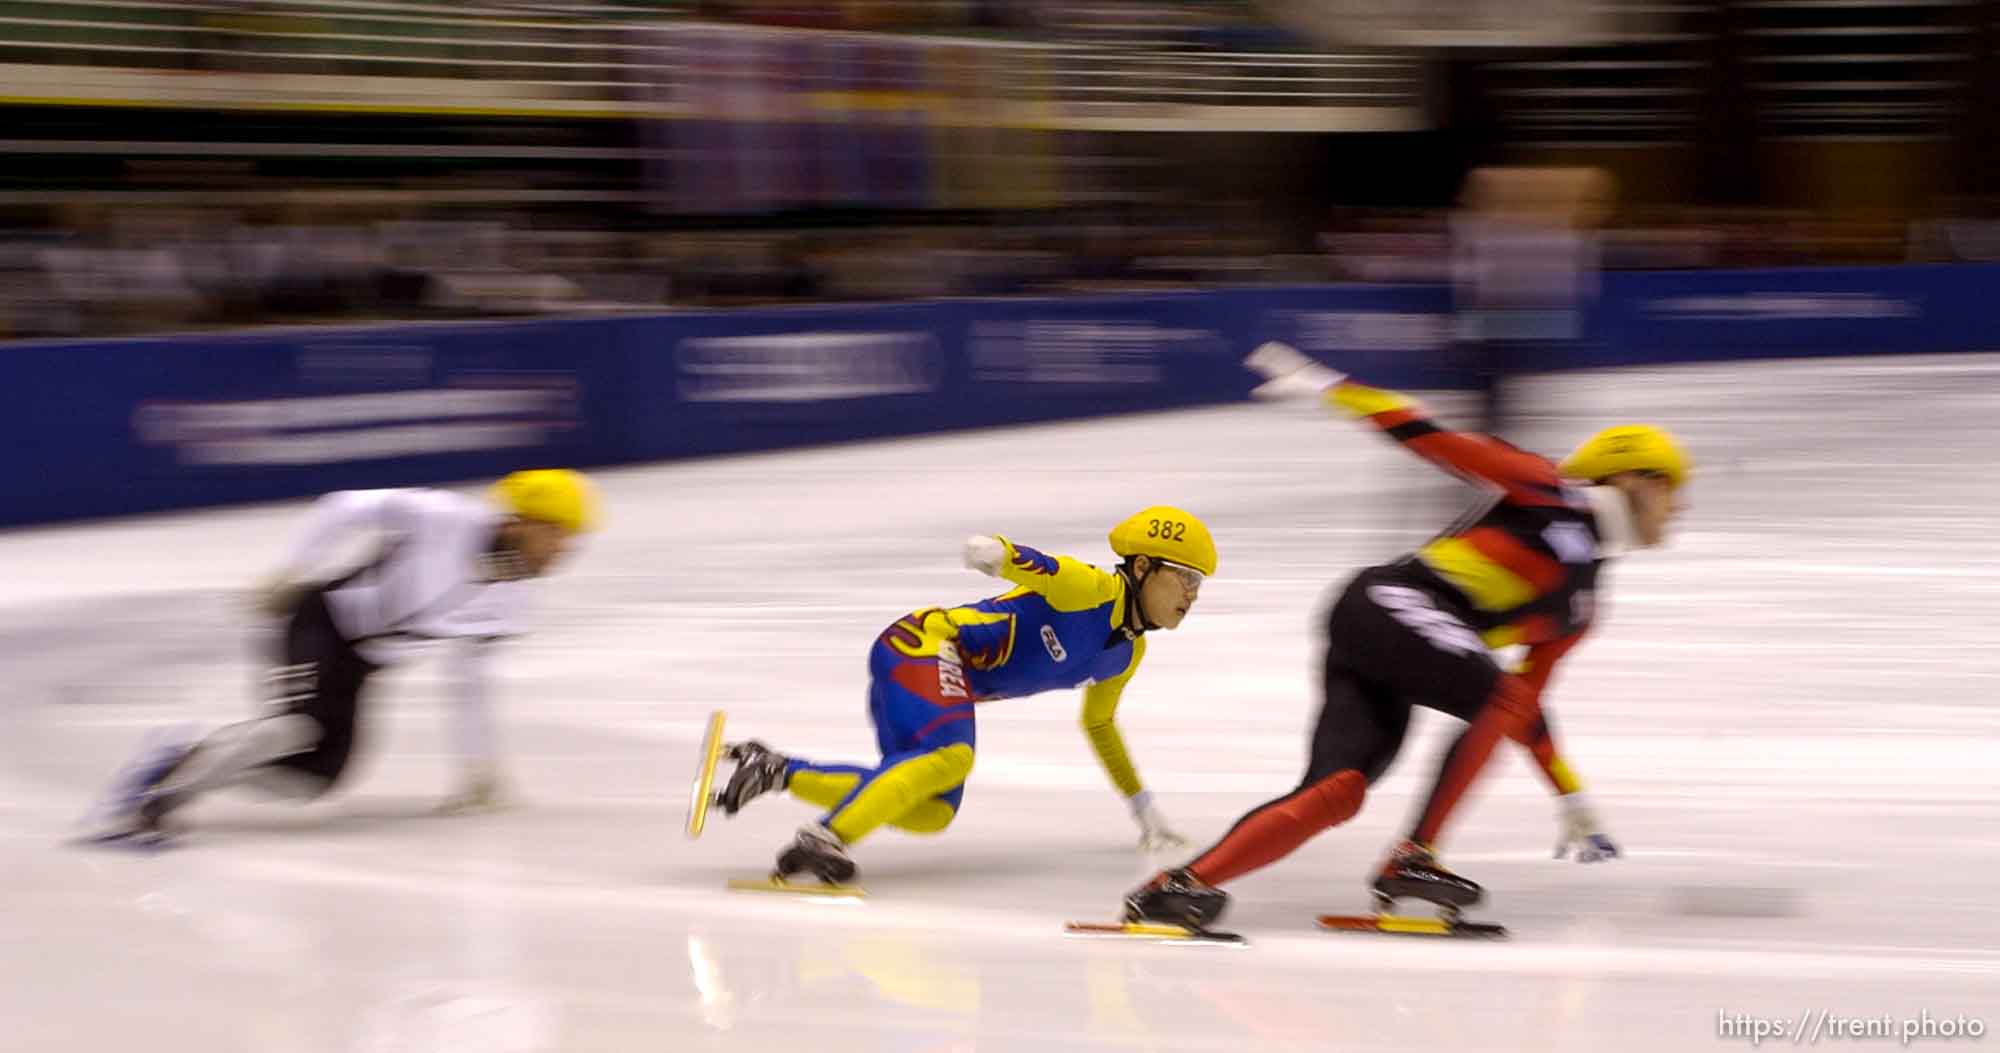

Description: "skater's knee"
242 765 334 802
891 799 958 834
260 713 323 755
1284 769 1365 829
897 743 973 793
825 744 973 844
1489 678 1540 739
886 749 969 834
877 741 972 792
929 743 974 785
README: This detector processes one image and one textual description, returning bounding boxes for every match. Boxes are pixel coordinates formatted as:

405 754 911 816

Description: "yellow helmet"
1108 506 1217 577
490 469 599 532
1557 425 1690 488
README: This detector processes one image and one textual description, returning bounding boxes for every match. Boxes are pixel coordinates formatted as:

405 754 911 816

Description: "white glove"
437 765 511 815
1554 791 1619 863
1130 790 1188 853
1244 341 1346 400
963 535 1007 577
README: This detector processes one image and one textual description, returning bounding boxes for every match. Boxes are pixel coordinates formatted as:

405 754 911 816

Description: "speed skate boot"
83 731 196 845
1372 839 1483 920
775 823 857 885
715 740 792 816
1123 868 1230 931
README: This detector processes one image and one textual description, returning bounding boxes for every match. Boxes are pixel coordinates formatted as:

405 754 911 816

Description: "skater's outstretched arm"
437 637 507 812
1512 633 1621 861
1079 637 1148 798
1430 632 1587 797
962 535 1122 613
1080 638 1186 850
1514 633 1587 795
1331 384 1565 506
1244 342 1566 507
1409 630 1590 847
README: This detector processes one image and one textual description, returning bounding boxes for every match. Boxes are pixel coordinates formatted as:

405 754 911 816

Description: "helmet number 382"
1147 518 1189 542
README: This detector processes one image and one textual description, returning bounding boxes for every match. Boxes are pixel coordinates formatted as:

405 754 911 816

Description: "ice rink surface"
4 354 1998 1052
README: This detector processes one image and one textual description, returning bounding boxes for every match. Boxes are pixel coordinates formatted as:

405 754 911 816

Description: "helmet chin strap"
483 520 531 582
1116 561 1160 636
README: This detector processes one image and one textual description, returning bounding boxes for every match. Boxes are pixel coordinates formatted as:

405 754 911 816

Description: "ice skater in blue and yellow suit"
711 506 1218 885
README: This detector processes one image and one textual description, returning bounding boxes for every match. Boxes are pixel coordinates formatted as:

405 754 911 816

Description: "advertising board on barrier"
675 331 941 403
3 320 619 526
616 295 1244 461
1288 308 1450 352
1233 284 1459 391
967 318 1223 386
134 384 577 467
1585 264 1996 367
1642 292 1919 321
7 265 1997 526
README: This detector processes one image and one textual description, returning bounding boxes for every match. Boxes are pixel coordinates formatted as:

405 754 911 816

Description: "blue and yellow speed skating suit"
781 537 1155 845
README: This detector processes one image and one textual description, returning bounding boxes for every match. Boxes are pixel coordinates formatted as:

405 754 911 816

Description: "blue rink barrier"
4 318 629 528
1581 264 2000 369
5 266 1995 526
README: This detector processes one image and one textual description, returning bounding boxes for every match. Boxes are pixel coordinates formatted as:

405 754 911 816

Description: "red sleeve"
1519 631 1585 700
1326 380 1567 507
1511 631 1587 794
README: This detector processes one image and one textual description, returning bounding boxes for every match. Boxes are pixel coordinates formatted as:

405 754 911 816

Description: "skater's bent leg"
184 589 374 808
805 651 979 840
824 743 974 845
1184 769 1366 886
1183 663 1405 887
889 781 966 834
788 763 963 833
1409 675 1539 846
152 713 322 808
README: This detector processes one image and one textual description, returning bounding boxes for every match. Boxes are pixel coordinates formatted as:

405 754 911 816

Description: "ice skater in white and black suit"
91 469 599 842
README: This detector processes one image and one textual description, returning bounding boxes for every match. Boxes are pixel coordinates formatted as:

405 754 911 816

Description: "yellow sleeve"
1324 377 1421 419
1078 636 1147 798
992 536 1122 614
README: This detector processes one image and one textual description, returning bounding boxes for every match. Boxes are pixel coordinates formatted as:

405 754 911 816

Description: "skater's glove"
1554 791 1619 863
1244 342 1346 401
963 535 1008 577
1130 791 1188 853
437 765 510 815
249 574 305 619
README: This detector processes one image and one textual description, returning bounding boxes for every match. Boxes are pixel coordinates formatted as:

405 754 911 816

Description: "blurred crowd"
0 195 1310 339
6 1 1978 341
687 0 1300 46
1325 205 1997 284
4 196 1993 340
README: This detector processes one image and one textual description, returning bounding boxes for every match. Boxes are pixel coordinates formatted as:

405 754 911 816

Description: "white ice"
4 354 1999 1053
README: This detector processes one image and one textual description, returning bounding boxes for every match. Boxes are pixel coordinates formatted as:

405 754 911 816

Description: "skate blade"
684 710 727 840
727 877 865 899
1063 921 1245 944
1316 914 1508 939
434 796 511 817
70 828 174 852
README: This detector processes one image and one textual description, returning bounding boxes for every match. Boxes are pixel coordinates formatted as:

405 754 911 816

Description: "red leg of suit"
1183 770 1367 887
